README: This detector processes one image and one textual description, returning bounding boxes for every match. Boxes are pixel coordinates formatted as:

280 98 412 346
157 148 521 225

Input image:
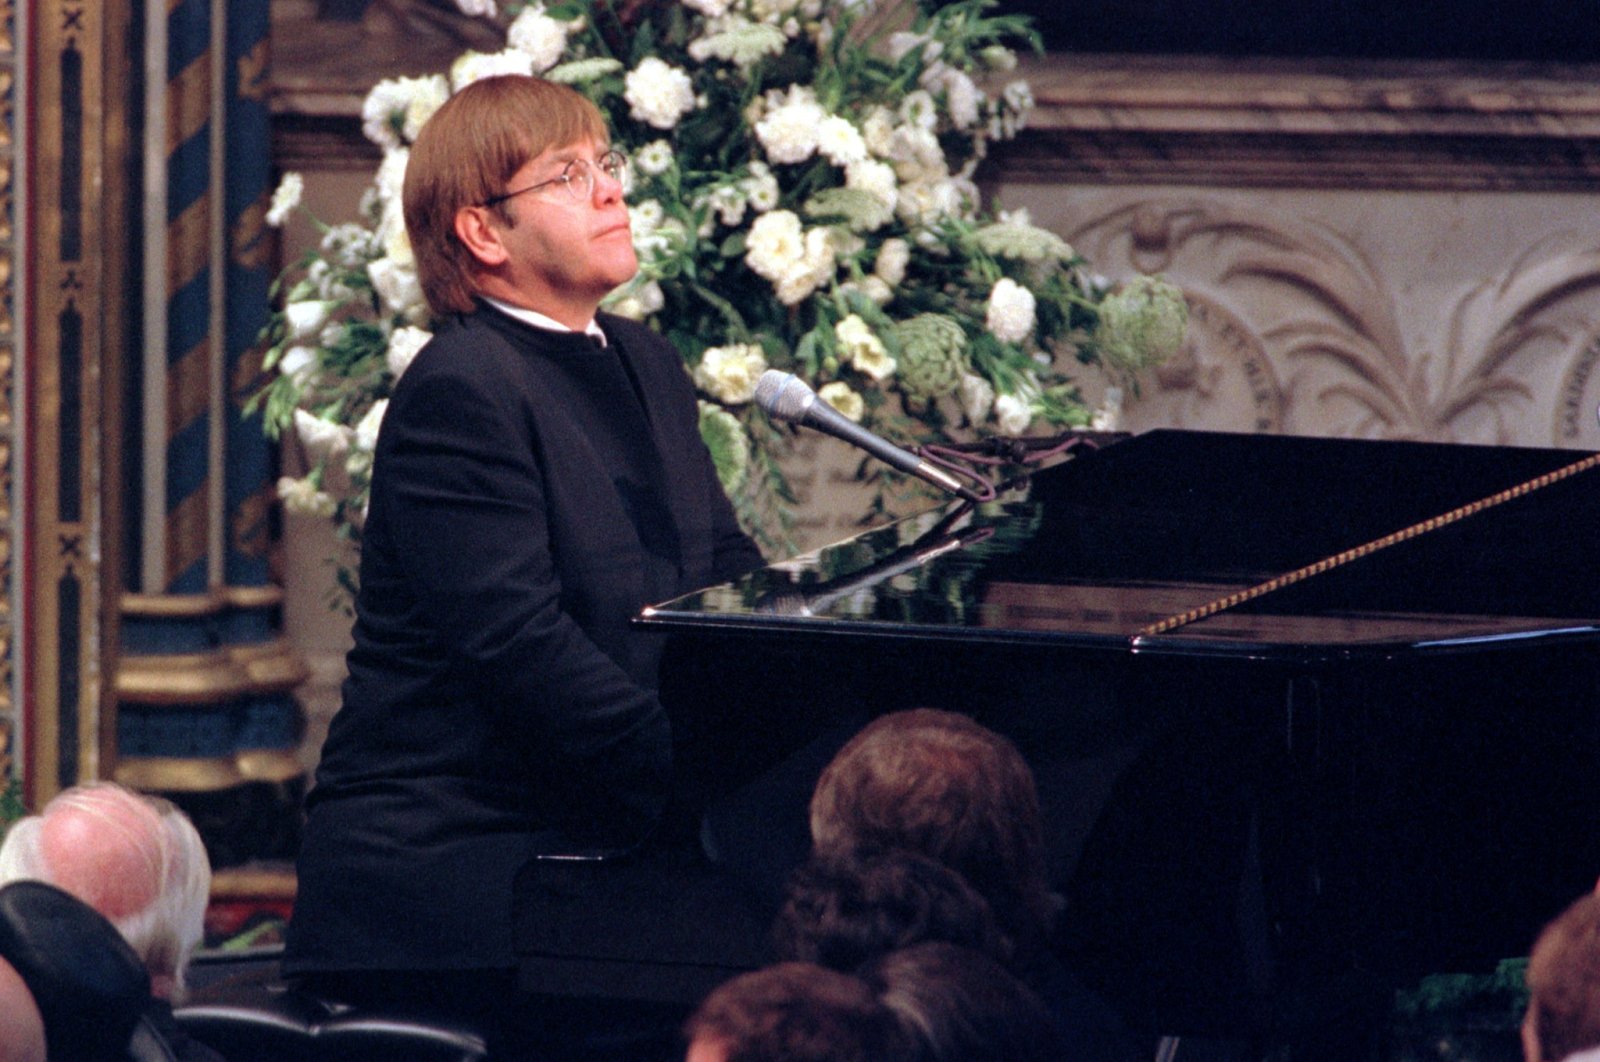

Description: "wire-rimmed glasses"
481 150 629 207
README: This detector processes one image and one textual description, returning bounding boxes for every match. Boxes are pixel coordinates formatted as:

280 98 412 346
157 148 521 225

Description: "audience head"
865 941 1062 1062
0 955 45 1062
0 781 212 998
683 962 912 1062
809 709 1056 945
0 880 151 1060
404 73 610 316
773 848 1011 974
1525 892 1600 1062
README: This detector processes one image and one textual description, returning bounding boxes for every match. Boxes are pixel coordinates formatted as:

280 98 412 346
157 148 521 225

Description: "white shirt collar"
482 296 607 346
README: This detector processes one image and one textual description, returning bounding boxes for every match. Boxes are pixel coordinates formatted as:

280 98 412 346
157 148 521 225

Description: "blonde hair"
403 74 609 316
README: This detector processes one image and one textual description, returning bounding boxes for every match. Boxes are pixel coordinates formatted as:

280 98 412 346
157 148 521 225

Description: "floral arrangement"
257 0 1186 566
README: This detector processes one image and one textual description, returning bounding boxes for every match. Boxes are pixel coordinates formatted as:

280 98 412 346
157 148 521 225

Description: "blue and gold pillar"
116 0 306 867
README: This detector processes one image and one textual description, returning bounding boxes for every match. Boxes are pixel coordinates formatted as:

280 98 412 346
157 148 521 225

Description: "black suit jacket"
284 306 762 974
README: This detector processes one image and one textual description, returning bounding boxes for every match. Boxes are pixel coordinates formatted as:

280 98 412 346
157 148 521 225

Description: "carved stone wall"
991 54 1600 452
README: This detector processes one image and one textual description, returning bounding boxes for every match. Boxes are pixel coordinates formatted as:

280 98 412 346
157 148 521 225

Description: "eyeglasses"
481 150 629 207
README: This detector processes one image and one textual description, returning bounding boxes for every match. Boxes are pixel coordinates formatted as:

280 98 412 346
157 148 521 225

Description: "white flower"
895 179 964 226
742 163 781 212
774 228 838 306
294 409 353 464
959 372 995 424
507 7 571 72
285 300 337 342
936 70 983 131
817 381 864 421
277 345 319 389
816 116 867 167
372 149 410 210
361 77 427 149
265 172 303 228
845 160 897 211
368 255 424 316
899 90 939 132
986 278 1036 344
277 476 337 518
453 0 496 16
994 391 1034 434
399 78 449 143
754 86 824 165
745 210 805 281
694 344 768 404
450 50 536 94
386 325 432 380
709 184 749 227
874 238 910 287
624 57 697 130
354 400 389 452
835 314 895 381
689 18 788 67
636 140 675 177
861 107 897 157
320 223 379 268
681 0 731 16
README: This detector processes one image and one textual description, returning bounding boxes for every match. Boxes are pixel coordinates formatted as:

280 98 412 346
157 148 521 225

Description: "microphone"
754 371 980 501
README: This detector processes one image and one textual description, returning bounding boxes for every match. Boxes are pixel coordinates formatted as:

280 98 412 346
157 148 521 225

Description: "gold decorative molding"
113 748 303 792
116 637 309 704
992 53 1600 191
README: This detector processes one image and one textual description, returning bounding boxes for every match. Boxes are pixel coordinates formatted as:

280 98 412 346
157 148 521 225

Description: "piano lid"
639 429 1600 660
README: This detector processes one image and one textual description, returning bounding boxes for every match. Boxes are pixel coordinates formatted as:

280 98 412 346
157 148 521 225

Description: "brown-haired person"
809 709 1058 960
1525 892 1600 1062
284 73 763 1049
684 963 913 1062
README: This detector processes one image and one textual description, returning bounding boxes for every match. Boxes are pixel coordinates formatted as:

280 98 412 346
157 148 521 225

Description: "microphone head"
754 370 816 423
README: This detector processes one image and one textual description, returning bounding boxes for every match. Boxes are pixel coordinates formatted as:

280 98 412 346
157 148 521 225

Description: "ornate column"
114 0 306 874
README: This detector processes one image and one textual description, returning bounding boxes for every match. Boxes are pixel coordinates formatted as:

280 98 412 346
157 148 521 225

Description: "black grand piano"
637 428 1600 1054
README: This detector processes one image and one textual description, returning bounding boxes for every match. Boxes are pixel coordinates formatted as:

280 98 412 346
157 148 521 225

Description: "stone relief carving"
1054 195 1600 450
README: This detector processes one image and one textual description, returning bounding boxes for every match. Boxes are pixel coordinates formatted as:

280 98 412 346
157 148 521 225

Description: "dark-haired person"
284 73 763 1049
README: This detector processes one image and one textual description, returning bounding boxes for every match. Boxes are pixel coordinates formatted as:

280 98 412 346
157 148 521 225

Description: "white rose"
624 57 697 130
817 381 864 421
844 160 898 211
816 116 867 167
994 392 1034 435
450 50 536 94
774 228 837 306
386 325 432 380
745 210 805 281
400 78 449 143
507 7 570 71
985 277 1036 344
754 87 824 165
265 172 303 228
694 344 769 404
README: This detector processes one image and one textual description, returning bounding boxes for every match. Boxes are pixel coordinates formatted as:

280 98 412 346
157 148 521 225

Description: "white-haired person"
0 781 220 1060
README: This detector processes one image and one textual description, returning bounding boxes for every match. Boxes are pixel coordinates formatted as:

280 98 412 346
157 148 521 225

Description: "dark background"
1002 0 1600 62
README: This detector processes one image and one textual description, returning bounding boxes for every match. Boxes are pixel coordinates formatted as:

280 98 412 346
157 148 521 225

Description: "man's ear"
454 205 510 268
